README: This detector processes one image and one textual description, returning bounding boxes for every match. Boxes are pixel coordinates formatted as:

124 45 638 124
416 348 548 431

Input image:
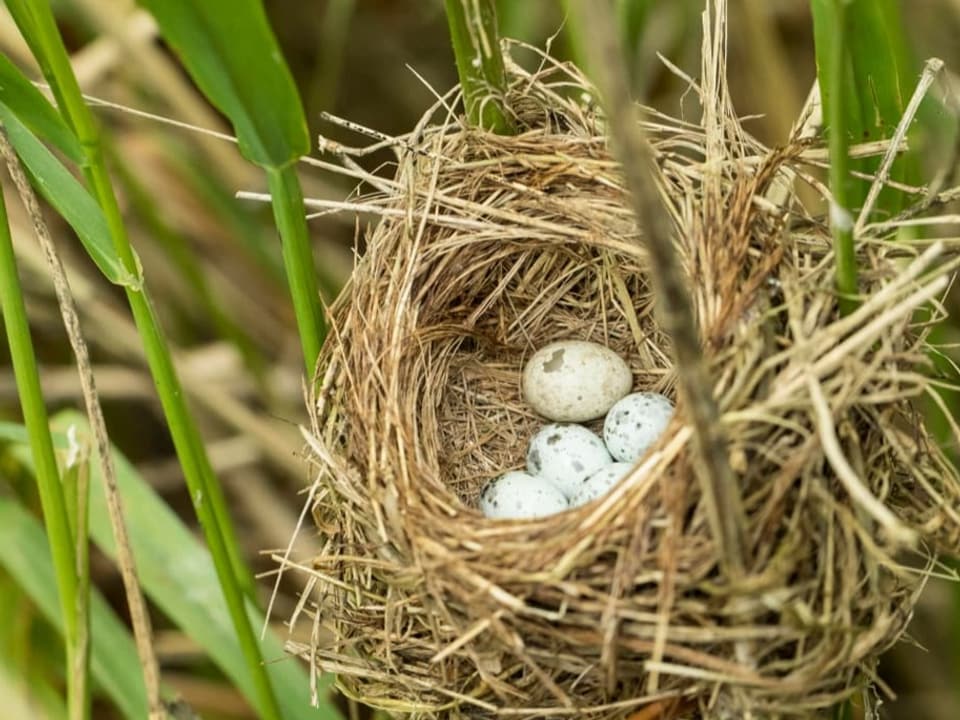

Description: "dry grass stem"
569 0 746 584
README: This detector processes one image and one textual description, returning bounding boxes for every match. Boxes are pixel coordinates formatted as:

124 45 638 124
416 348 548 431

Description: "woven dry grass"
281 10 960 719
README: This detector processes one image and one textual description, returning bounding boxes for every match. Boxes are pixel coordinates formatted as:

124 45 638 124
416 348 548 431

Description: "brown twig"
0 129 166 720
567 0 747 581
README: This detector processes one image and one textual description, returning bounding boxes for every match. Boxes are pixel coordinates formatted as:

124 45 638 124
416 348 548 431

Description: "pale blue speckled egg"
526 423 612 499
479 471 569 519
603 392 674 462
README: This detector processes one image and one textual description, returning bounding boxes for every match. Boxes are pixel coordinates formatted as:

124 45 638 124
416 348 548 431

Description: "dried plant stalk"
568 0 747 582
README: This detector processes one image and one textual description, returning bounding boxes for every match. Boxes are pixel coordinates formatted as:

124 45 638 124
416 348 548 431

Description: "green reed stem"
823 0 859 314
267 164 325 371
0 182 84 717
444 0 514 133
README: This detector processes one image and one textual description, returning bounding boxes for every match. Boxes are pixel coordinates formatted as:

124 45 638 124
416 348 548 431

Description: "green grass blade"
0 496 148 720
0 107 138 287
811 0 916 218
444 0 514 133
46 411 339 720
2 1 67 120
63 451 92 720
0 52 83 163
135 0 325 370
0 422 34 444
0 181 80 714
133 0 309 168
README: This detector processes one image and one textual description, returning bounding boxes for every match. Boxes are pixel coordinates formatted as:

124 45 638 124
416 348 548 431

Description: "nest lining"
285 37 960 720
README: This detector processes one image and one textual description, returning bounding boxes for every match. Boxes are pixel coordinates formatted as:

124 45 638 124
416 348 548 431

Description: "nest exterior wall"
293 52 960 719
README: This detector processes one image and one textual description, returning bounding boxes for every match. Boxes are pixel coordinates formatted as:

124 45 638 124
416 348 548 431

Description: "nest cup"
291 40 960 719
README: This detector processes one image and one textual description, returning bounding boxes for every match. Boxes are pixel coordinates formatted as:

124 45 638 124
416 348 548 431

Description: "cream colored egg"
522 340 632 422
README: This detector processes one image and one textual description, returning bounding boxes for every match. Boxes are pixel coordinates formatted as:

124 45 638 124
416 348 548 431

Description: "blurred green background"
1 0 960 718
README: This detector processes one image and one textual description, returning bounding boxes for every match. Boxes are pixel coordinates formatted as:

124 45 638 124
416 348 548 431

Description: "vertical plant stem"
566 0 747 581
267 165 326 372
66 456 92 720
0 183 81 715
0 129 166 720
14 4 283 718
444 0 514 133
822 0 858 315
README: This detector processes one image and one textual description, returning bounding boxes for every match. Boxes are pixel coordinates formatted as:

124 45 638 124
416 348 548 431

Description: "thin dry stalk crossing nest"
278 7 960 718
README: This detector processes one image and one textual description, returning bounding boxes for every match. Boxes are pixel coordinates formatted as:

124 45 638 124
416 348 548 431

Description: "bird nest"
281 22 960 720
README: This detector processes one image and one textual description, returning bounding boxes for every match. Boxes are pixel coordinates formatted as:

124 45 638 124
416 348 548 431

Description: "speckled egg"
479 471 569 519
526 423 612 499
569 462 636 507
603 392 674 462
522 340 632 422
